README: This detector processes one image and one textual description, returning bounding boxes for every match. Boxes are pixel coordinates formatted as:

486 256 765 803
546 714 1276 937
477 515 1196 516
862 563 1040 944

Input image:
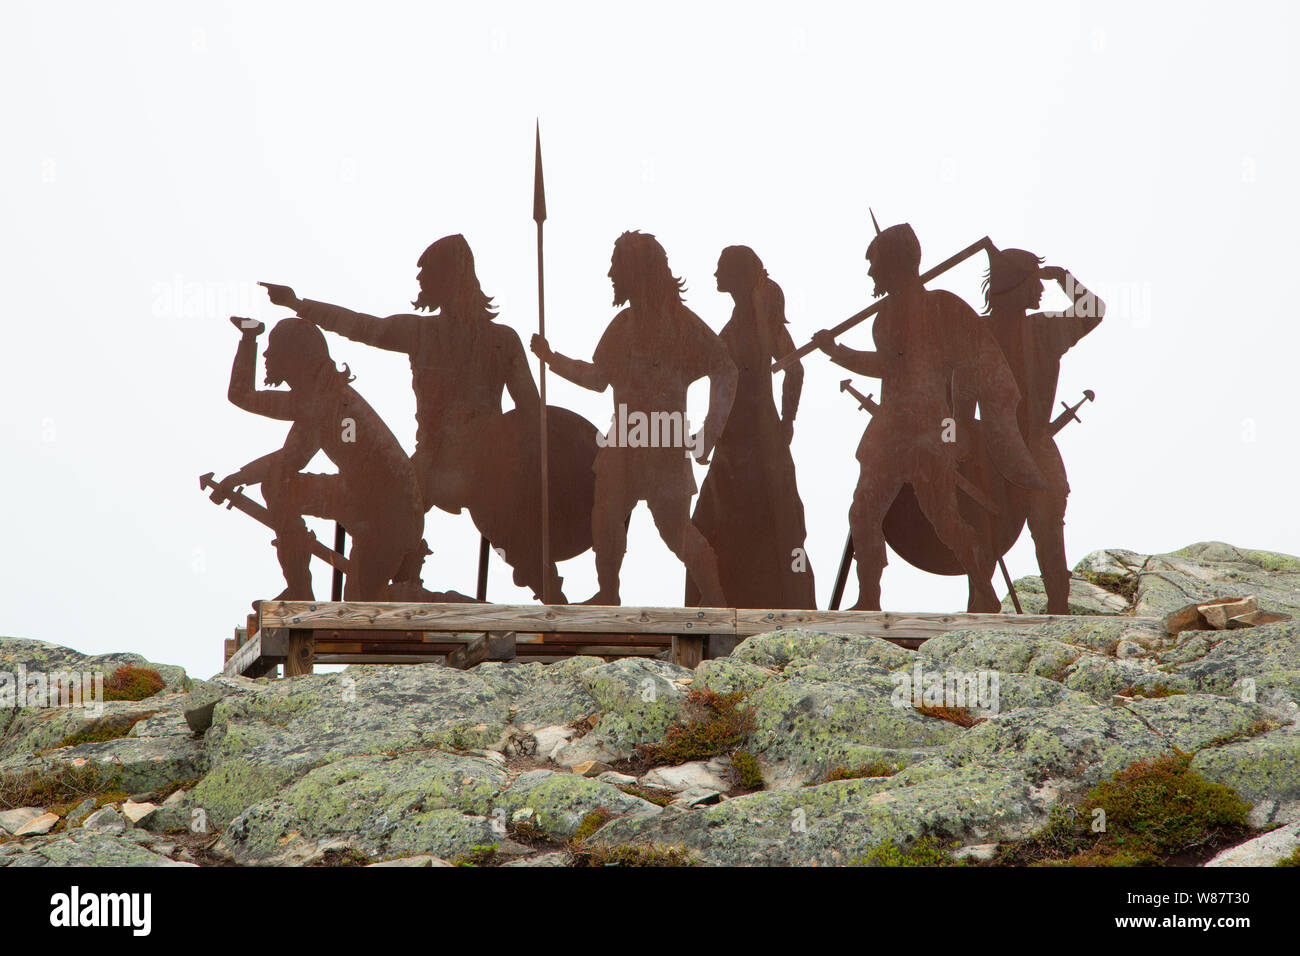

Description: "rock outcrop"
2 541 1297 866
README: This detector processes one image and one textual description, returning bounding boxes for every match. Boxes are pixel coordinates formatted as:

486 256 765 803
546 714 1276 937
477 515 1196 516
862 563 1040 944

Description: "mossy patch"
51 711 156 750
1275 847 1300 867
852 835 959 867
996 753 1252 866
569 807 613 844
1077 570 1138 603
1116 683 1183 699
0 765 118 809
452 844 498 867
641 689 754 766
568 843 697 867
821 761 901 783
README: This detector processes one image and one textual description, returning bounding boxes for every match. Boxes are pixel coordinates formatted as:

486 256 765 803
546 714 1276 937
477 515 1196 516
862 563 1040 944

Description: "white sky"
2 1 1297 679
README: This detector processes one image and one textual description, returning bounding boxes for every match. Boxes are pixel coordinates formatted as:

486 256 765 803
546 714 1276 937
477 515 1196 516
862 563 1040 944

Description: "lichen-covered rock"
1157 621 1300 716
590 761 1051 866
732 630 918 670
473 659 602 729
493 769 661 839
939 699 1170 789
918 629 1083 679
1191 724 1300 807
1063 653 1173 701
1000 575 1129 616
215 750 510 865
0 637 188 696
693 657 775 696
746 666 959 788
1 733 203 796
0 828 193 867
574 659 692 751
1134 543 1300 618
1117 694 1273 753
195 664 516 826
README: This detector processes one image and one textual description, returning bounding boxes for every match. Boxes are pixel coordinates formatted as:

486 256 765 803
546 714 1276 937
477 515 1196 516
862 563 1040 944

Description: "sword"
1048 389 1095 436
199 472 354 575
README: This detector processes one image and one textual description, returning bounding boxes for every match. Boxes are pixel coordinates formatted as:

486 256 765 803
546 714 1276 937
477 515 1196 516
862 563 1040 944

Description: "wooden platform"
222 601 1160 678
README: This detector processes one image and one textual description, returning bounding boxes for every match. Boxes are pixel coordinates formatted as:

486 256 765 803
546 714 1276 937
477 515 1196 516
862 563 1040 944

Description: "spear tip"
533 120 547 225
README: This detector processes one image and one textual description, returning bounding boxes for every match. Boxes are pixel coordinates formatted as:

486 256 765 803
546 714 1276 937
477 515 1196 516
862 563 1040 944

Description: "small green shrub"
569 844 696 867
854 835 957 867
732 750 764 790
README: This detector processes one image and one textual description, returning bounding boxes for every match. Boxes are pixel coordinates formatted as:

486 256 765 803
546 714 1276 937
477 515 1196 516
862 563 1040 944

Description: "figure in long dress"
686 245 816 610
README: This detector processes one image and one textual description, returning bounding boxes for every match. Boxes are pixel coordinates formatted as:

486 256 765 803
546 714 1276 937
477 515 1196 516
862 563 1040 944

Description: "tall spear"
533 121 552 604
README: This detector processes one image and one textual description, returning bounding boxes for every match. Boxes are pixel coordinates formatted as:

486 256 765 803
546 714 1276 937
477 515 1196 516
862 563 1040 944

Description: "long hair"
613 230 687 303
413 234 498 317
267 318 354 387
982 248 1044 313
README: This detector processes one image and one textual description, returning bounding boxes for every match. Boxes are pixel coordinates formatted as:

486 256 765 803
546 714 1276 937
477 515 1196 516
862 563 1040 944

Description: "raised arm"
226 317 293 420
1039 266 1105 350
530 334 610 392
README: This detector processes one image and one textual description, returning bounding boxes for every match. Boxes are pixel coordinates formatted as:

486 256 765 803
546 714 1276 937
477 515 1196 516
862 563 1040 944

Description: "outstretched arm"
811 329 887 378
226 317 293 420
261 282 419 354
530 335 610 392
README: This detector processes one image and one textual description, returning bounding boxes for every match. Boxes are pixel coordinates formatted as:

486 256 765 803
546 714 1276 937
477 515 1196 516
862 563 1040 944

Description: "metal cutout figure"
983 249 1104 613
207 317 427 601
532 231 738 606
810 221 1044 612
686 245 816 610
261 235 599 603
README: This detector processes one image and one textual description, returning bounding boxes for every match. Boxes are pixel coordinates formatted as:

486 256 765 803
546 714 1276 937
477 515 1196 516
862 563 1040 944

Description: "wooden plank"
223 627 288 678
314 654 450 665
733 609 1159 640
260 602 735 636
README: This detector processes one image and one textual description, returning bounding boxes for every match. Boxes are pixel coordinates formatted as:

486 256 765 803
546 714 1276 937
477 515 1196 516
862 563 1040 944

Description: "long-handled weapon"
534 121 552 604
199 472 354 575
772 234 999 374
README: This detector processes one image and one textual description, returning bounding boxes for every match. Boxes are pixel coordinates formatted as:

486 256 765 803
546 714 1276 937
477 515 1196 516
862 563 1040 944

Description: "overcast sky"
3 1 1297 679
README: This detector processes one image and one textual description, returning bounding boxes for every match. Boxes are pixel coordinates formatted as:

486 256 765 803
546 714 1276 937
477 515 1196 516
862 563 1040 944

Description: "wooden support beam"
673 634 707 668
285 628 315 677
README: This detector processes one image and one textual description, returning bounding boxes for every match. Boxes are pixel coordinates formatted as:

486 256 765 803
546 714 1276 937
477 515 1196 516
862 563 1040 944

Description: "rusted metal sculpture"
204 317 428 600
531 231 738 607
800 219 1044 612
686 245 816 611
982 249 1104 613
260 234 599 604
